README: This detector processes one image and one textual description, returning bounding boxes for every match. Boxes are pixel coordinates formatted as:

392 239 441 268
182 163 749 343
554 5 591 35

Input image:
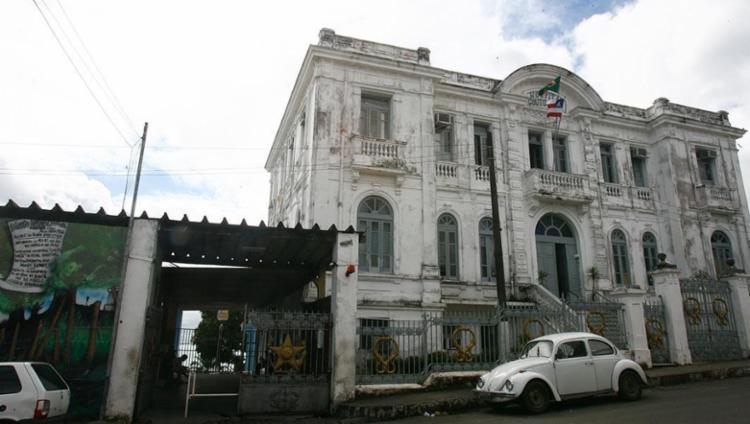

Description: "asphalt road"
391 377 750 424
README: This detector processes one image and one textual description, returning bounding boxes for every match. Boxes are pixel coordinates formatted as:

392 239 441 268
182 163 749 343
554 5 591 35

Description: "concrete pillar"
724 273 750 358
104 219 159 421
330 231 359 409
610 290 652 368
651 267 692 365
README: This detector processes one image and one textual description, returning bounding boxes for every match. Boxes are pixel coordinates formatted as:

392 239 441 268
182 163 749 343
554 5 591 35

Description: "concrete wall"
104 219 159 421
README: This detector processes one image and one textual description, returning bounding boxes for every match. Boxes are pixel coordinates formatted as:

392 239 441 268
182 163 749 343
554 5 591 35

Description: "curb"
646 365 750 387
339 365 750 422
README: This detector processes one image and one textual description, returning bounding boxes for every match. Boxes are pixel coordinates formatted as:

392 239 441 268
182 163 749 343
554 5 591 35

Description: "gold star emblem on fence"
269 335 306 372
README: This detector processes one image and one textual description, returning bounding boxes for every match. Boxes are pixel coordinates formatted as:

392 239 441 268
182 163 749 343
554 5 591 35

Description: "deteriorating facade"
266 29 749 320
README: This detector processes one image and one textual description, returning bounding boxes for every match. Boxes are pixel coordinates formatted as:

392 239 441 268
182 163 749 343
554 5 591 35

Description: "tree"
192 310 244 370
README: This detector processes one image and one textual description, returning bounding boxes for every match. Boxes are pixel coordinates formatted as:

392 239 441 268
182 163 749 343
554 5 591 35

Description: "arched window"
711 231 733 276
642 232 658 286
535 214 574 238
357 196 393 273
611 229 631 286
438 213 459 279
479 218 494 281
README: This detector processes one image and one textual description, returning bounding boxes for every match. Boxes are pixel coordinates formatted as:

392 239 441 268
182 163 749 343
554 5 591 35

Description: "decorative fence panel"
680 278 742 361
643 295 671 364
568 296 629 350
356 311 507 385
244 311 331 381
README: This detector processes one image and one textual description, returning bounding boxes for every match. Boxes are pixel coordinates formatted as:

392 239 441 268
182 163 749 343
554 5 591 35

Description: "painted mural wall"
0 218 126 418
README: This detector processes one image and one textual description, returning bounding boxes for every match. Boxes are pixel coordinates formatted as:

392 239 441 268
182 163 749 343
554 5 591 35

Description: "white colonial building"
265 29 749 322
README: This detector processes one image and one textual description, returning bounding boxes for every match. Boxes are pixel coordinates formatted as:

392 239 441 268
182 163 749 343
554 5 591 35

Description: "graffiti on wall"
0 219 126 418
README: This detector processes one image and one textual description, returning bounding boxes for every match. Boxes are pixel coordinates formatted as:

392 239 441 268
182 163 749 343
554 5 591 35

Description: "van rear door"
27 363 70 418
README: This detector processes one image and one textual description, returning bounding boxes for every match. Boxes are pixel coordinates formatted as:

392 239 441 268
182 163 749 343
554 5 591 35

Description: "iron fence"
244 311 331 382
680 278 742 361
643 295 671 364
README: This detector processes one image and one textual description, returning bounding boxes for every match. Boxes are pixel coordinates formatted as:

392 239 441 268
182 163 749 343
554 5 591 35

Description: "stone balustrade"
695 185 738 211
436 161 458 178
524 169 593 204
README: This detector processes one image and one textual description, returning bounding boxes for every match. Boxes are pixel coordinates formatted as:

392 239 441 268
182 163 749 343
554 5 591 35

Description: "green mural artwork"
0 219 126 418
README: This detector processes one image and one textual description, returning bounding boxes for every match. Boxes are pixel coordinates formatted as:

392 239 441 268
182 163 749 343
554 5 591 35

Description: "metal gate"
240 311 331 414
680 278 742 361
643 295 670 364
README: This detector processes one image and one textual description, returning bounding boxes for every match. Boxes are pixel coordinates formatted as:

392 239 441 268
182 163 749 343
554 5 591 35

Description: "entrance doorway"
535 213 582 299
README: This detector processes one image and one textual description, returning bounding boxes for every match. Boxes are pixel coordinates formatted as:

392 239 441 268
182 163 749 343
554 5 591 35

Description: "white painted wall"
267 34 750 321
104 219 159 421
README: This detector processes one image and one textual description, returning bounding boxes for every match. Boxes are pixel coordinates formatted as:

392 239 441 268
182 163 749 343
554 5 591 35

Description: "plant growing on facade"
537 271 548 285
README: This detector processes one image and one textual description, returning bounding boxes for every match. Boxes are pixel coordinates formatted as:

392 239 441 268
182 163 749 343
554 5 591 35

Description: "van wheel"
521 380 551 414
618 370 642 401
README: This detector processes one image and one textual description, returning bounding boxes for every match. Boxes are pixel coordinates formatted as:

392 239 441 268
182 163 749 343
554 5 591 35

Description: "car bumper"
474 389 518 403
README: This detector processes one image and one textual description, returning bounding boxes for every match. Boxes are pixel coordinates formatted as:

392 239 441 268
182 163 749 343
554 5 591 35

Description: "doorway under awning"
156 217 356 309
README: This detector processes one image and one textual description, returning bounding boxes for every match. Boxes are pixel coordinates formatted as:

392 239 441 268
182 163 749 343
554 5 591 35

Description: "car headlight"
504 379 514 391
477 378 485 389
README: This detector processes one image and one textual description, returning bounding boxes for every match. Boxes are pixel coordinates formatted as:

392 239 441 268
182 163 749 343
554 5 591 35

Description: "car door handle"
585 361 594 366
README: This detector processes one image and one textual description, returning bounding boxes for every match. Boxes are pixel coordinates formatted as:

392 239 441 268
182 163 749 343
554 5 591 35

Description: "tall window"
360 95 390 139
600 143 617 183
474 124 490 166
642 232 658 286
711 231 733 276
696 148 717 186
630 147 648 187
438 213 459 279
434 113 454 162
479 218 495 281
358 196 393 273
553 135 568 173
529 131 544 169
611 229 631 286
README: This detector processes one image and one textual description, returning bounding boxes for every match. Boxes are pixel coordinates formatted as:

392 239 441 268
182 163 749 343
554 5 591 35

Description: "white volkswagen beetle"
475 332 647 413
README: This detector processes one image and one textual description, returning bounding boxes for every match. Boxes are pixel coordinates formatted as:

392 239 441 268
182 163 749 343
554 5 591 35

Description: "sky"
1 0 749 227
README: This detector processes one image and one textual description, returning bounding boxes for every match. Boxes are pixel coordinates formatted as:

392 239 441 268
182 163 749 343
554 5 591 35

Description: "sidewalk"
336 359 750 422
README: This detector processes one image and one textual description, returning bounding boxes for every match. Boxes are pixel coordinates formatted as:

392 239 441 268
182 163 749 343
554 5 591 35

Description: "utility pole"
101 122 148 418
128 122 148 230
486 129 506 307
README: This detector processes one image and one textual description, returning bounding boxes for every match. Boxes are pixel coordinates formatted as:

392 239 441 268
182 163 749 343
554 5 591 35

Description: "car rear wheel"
521 380 551 414
618 370 642 401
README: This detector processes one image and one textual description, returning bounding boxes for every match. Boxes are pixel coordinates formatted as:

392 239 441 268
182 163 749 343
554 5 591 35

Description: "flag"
547 97 565 118
538 76 561 96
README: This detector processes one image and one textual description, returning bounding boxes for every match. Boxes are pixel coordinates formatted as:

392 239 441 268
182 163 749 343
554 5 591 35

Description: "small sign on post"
217 309 229 321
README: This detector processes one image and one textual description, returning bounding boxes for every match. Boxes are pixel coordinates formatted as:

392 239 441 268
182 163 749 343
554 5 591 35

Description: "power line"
31 0 136 147
50 0 140 136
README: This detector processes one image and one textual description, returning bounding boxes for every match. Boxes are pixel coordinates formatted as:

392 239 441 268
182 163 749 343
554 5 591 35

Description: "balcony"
352 135 412 176
695 186 739 213
435 161 459 187
601 183 656 210
524 169 594 205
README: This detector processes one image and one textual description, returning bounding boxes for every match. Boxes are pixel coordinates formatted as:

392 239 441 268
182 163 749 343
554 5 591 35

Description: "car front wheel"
618 370 642 401
521 380 551 414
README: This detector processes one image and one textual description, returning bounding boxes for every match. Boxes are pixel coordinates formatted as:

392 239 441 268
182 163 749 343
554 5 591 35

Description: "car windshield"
521 340 553 358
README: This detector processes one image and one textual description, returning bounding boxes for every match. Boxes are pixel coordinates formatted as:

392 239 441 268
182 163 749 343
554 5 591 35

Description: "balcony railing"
352 135 409 174
601 183 656 210
524 169 594 203
695 186 738 211
474 165 490 182
436 161 458 178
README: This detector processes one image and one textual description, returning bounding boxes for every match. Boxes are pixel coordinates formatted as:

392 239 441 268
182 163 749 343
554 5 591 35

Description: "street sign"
217 309 229 321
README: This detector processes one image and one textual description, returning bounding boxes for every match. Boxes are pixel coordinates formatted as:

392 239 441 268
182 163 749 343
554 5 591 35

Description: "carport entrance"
133 217 356 419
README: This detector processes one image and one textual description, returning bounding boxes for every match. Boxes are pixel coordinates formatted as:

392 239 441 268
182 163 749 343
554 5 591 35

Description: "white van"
0 362 70 422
